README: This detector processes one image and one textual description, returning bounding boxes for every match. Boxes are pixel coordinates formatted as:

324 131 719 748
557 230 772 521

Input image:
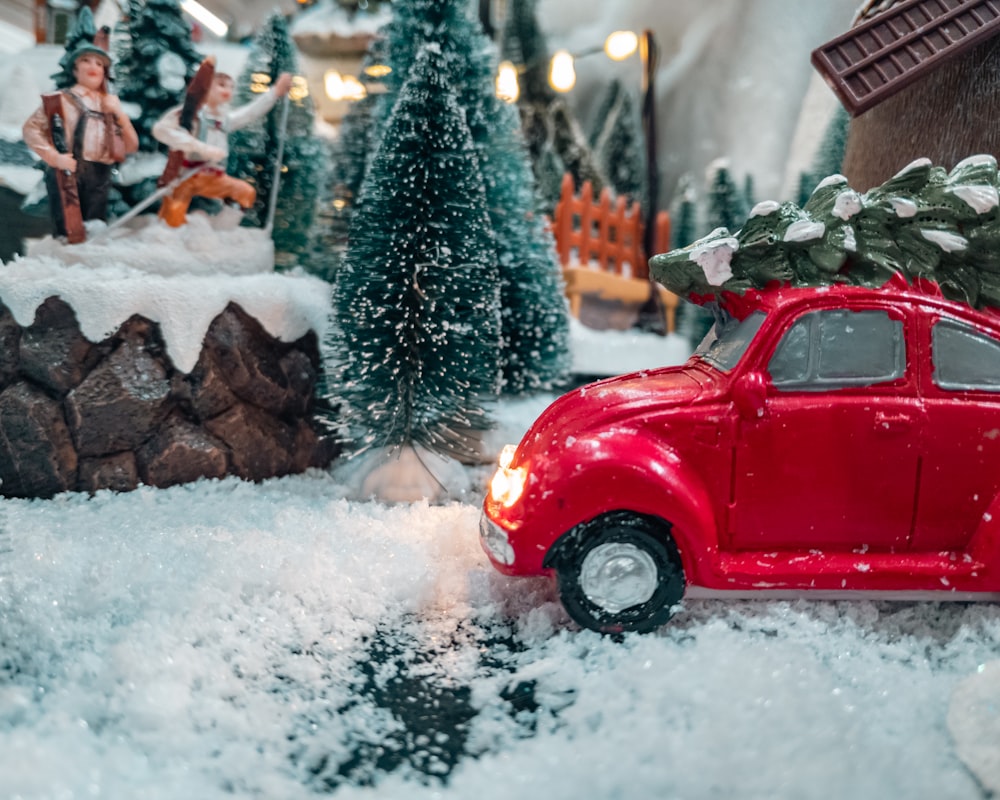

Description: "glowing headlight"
489 444 527 508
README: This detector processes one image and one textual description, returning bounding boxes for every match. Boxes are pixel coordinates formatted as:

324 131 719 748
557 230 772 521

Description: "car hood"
518 365 714 454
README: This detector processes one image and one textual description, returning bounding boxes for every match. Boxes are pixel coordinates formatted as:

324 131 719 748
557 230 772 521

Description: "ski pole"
265 95 290 235
88 164 203 241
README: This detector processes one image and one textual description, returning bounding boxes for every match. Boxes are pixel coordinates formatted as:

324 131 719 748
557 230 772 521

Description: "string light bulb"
604 30 639 61
549 49 576 92
496 60 520 103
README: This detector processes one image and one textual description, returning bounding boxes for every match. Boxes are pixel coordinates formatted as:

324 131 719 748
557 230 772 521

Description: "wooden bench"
552 174 677 333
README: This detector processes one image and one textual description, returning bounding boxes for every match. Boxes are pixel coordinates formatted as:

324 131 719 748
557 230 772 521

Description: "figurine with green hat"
22 7 138 242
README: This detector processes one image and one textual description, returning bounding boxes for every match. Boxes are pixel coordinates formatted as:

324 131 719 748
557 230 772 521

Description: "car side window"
932 318 1000 392
769 309 905 391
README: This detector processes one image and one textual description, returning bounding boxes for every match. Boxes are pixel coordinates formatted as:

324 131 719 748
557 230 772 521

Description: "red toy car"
481 280 1000 633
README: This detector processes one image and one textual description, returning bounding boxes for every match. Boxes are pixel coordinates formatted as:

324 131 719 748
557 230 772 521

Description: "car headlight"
479 512 515 565
489 444 527 508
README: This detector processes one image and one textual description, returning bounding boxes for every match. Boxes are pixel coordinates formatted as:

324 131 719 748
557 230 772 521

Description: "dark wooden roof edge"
812 0 1000 116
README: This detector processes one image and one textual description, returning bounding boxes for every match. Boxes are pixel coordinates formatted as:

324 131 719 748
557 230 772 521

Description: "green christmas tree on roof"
652 155 1000 311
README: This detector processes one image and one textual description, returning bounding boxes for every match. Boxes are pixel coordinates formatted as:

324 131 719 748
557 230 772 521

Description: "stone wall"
0 296 338 498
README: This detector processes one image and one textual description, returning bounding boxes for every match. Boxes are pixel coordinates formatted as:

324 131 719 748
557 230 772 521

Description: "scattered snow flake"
783 220 825 243
949 184 999 214
832 190 862 220
984 511 993 522
889 197 917 218
690 236 738 285
854 563 871 572
941 577 951 587
749 200 780 218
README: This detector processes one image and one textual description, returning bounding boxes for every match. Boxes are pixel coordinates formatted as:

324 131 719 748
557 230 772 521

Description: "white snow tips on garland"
690 228 738 286
1 218 330 373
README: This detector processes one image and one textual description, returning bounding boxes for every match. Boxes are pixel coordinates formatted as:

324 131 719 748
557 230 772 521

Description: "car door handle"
874 411 914 431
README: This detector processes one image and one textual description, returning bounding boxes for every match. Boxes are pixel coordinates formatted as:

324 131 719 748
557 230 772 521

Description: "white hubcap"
580 542 658 613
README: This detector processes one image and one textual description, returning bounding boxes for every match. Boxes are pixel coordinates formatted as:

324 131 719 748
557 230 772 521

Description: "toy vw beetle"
481 158 1000 633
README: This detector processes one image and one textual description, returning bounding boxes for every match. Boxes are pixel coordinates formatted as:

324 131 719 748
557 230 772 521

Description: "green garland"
651 156 1000 309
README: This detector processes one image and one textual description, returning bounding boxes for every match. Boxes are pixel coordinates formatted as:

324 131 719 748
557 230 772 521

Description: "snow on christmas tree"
113 0 201 153
651 155 1000 312
330 43 501 477
374 0 570 394
228 13 325 269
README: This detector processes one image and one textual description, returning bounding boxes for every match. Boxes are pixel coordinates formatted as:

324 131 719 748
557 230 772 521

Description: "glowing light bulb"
324 69 346 101
549 49 576 92
496 60 520 103
604 30 639 61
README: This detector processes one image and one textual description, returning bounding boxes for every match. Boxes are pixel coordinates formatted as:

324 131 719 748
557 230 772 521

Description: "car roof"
710 277 1000 328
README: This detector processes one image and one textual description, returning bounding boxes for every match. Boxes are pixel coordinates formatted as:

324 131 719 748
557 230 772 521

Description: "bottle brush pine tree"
330 43 501 461
589 80 646 206
228 13 324 269
113 0 201 152
705 159 748 235
373 0 570 394
311 34 388 278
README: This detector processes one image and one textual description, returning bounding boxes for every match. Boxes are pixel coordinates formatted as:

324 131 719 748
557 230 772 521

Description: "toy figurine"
151 70 292 228
21 12 139 243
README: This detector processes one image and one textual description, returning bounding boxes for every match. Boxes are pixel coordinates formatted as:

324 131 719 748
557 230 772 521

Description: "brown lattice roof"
813 0 1000 115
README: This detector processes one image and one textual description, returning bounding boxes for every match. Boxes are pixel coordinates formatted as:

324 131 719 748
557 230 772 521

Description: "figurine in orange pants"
152 71 291 228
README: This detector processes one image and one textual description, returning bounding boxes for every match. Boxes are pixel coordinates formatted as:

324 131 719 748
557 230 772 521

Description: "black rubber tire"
553 512 685 634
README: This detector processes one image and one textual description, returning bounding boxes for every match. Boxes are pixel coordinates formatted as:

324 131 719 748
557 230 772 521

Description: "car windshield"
694 309 766 372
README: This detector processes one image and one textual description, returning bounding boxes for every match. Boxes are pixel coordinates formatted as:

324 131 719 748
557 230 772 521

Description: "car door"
911 313 1000 551
729 304 921 552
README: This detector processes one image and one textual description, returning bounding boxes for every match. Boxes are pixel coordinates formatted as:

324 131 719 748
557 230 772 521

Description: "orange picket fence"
552 174 677 333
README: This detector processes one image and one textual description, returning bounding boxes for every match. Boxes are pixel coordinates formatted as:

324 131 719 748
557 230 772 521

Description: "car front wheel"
553 512 685 634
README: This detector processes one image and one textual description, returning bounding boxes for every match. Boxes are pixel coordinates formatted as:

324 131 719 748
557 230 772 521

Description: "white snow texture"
0 447 997 799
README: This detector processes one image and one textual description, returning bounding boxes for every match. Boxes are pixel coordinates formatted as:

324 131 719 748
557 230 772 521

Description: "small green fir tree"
589 80 646 206
797 105 851 204
311 34 388 276
113 0 201 152
373 0 570 393
705 159 748 234
228 13 325 268
331 43 501 459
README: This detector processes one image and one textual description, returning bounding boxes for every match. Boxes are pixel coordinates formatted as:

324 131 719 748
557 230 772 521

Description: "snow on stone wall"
6 219 331 374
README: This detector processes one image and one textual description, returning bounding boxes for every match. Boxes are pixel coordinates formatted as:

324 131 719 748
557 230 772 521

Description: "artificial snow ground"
1 388 999 799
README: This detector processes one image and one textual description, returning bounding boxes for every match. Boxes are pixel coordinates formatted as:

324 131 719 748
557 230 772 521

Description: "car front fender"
510 429 721 583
